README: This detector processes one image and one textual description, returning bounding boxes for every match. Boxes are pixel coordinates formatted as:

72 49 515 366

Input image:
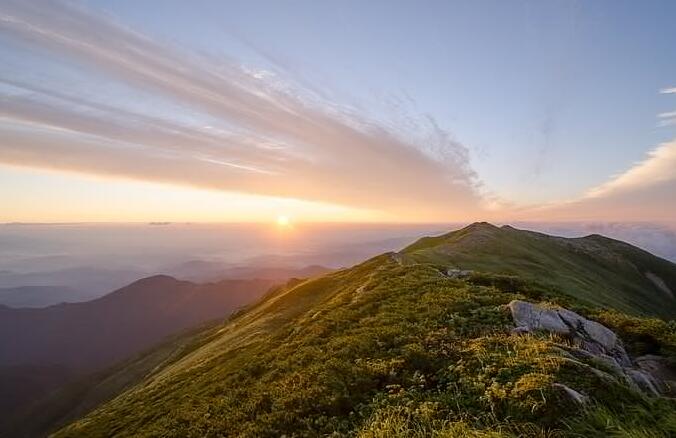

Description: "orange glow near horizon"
0 165 390 224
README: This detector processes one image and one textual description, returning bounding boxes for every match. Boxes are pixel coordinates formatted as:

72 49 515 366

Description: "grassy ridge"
56 241 676 437
403 223 676 319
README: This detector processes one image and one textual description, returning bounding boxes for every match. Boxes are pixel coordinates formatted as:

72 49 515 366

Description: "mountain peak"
125 274 181 288
464 221 499 231
93 274 187 305
403 224 676 318
138 274 178 282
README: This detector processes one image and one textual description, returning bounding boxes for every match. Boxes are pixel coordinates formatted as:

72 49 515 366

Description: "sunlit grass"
56 253 676 437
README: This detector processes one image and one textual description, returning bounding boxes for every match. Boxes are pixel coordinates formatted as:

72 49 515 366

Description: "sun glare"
276 215 291 227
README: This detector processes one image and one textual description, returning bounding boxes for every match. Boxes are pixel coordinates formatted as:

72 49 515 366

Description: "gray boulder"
508 300 631 366
509 300 617 348
509 300 570 335
508 300 668 396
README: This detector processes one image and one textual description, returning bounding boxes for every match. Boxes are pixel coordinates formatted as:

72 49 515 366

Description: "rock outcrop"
635 354 676 394
446 268 473 279
508 300 670 397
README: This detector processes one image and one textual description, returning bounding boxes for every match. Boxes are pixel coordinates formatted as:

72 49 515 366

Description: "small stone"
552 383 588 404
626 369 661 396
446 268 473 279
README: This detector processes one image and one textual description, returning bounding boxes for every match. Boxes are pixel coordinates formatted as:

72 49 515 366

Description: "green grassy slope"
403 222 676 319
55 225 676 437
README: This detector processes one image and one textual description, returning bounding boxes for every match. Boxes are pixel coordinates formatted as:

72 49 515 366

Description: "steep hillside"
0 275 280 433
403 222 676 319
55 224 676 437
0 275 278 373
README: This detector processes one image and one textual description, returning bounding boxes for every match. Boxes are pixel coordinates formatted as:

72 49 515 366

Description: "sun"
276 215 291 227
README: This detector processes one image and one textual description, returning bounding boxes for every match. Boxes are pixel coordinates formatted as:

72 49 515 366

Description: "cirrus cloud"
0 0 483 221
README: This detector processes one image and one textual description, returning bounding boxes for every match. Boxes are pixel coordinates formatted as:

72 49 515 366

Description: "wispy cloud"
658 111 676 127
521 139 676 223
0 0 482 220
519 84 676 223
584 140 676 199
658 88 676 126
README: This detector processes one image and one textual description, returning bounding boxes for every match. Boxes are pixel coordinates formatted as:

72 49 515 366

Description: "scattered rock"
508 300 670 396
626 369 661 396
509 300 571 335
446 268 473 279
508 300 630 366
552 383 588 404
635 355 676 395
388 252 405 265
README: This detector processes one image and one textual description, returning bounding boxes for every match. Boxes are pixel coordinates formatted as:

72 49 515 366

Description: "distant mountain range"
0 286 87 308
0 275 280 373
160 261 331 283
0 267 146 307
0 264 331 308
0 266 331 434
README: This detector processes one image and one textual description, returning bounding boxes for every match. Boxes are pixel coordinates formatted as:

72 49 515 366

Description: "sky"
0 0 675 224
